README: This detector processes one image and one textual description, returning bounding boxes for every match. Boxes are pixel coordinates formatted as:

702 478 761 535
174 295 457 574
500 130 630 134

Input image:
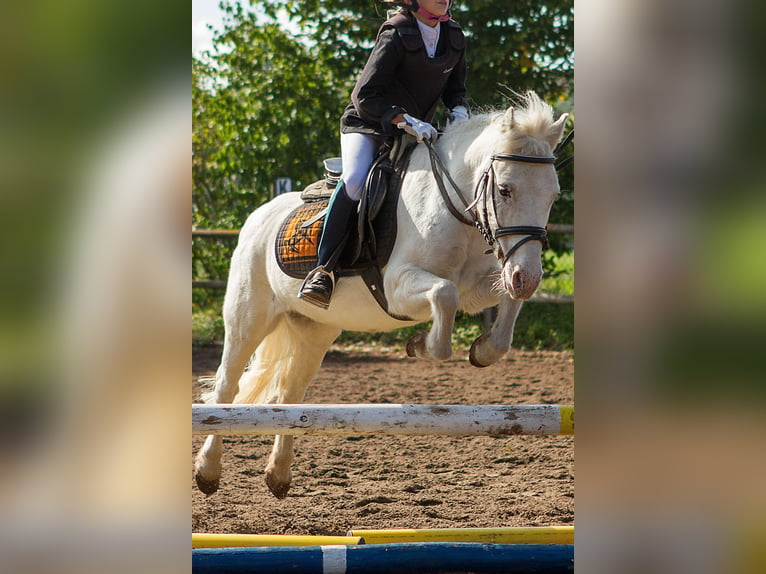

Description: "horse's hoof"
469 333 493 368
406 331 427 358
265 475 291 499
194 472 220 496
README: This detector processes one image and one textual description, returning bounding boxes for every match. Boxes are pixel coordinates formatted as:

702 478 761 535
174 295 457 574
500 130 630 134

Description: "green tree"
193 4 345 228
266 0 573 108
193 2 347 295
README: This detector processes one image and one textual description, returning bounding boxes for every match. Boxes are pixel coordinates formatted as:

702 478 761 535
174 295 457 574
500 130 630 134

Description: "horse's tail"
231 323 290 404
197 326 288 405
198 376 217 403
196 324 290 406
230 314 340 405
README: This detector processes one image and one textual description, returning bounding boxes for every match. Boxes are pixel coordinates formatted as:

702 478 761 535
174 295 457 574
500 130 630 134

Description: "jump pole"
192 527 573 548
347 526 574 545
192 533 363 548
192 543 574 574
192 404 574 436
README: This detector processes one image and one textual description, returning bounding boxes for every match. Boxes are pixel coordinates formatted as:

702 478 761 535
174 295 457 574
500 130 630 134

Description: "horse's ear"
548 113 569 147
502 106 515 131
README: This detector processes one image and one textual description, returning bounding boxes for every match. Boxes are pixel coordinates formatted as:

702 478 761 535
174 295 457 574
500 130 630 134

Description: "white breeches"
340 132 385 201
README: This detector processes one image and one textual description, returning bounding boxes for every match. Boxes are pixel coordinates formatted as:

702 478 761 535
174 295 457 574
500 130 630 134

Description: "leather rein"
425 129 573 265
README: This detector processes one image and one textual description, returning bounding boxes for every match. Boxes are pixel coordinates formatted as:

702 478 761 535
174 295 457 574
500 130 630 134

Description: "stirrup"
297 267 335 309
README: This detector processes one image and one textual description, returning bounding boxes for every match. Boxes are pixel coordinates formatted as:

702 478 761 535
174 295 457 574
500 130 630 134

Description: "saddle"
276 137 415 317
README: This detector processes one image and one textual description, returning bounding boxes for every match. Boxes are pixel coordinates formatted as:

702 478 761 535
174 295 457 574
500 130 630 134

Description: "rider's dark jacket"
341 10 468 137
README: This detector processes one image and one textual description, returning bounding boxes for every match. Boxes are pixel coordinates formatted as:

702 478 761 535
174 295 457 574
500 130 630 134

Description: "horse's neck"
431 128 487 202
403 118 499 209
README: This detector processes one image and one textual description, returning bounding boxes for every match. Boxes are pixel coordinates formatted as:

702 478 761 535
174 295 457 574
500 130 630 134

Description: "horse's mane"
441 91 559 158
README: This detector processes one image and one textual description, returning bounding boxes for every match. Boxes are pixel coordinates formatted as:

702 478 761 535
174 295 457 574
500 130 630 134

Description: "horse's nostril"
511 270 524 292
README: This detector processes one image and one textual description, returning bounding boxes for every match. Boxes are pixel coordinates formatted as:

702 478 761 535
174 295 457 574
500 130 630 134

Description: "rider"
298 0 470 309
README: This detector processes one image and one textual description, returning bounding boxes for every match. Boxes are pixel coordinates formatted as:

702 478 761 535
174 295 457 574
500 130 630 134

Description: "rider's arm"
351 28 408 133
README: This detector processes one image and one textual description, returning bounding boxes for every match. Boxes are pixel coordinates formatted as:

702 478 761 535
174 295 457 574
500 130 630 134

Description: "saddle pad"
300 179 333 202
275 202 326 279
275 184 400 281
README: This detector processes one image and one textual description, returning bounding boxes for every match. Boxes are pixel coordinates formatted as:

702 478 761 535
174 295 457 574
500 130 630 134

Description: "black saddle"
275 136 416 317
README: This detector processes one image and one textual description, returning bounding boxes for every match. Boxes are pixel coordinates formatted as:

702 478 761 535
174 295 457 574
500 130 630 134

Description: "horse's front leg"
469 296 523 367
389 267 459 361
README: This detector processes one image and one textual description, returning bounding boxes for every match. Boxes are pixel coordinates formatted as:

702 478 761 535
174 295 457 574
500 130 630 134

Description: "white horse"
194 91 569 498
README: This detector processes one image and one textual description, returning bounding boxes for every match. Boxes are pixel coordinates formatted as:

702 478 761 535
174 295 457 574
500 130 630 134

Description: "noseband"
426 135 572 265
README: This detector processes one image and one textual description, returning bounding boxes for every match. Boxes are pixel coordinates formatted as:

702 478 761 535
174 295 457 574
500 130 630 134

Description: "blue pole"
192 543 574 574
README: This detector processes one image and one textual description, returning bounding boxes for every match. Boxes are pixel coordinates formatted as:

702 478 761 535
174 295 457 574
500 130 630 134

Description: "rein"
553 129 574 171
425 140 475 226
425 129 573 265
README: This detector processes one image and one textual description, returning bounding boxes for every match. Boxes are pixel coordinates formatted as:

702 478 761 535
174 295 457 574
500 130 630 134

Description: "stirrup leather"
297 267 335 309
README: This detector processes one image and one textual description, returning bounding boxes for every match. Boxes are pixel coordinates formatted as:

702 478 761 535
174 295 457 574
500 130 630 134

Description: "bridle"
425 129 573 266
469 152 555 265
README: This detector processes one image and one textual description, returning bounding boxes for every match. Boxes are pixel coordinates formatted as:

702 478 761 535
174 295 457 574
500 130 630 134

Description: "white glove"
448 105 469 122
397 113 438 142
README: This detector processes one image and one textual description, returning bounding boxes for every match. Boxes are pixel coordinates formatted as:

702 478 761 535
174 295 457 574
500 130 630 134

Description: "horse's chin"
502 266 542 300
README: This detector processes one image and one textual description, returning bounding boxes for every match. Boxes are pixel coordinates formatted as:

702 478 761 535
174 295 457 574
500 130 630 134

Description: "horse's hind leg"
240 313 339 499
193 298 278 495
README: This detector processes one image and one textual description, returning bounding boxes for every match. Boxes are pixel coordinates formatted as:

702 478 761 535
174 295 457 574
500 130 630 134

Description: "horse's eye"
498 184 514 198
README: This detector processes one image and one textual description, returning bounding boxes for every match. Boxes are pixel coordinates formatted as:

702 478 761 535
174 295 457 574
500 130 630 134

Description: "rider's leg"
337 132 384 202
298 132 383 308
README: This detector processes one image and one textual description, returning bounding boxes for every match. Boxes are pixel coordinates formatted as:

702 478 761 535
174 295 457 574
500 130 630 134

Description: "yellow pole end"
559 405 574 435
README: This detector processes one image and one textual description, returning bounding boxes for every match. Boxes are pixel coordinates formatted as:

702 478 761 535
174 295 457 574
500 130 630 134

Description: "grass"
192 250 574 351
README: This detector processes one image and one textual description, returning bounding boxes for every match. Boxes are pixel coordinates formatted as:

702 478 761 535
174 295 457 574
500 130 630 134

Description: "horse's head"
469 93 568 300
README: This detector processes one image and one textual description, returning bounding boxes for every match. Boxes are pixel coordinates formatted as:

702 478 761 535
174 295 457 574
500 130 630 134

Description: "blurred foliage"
193 0 574 314
654 196 766 399
541 250 574 294
2 0 187 315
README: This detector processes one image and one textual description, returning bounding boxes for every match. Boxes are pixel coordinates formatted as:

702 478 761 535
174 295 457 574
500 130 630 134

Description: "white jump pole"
192 404 574 437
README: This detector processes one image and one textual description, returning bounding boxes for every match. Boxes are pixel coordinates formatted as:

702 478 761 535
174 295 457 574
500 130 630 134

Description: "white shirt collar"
416 19 441 59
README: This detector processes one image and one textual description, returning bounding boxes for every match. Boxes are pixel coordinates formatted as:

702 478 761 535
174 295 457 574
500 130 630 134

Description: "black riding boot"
298 182 359 309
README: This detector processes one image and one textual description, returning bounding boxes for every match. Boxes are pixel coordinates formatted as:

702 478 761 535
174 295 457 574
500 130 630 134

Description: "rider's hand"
397 113 438 142
448 106 469 122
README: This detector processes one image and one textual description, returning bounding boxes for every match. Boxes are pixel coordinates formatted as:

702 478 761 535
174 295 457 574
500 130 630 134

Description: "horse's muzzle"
504 265 542 300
